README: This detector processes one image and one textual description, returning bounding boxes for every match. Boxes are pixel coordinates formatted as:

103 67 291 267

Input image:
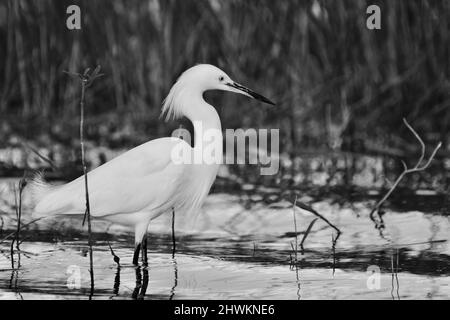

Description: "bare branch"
293 199 341 235
299 218 318 253
370 120 441 228
403 118 425 168
417 142 442 170
400 160 407 172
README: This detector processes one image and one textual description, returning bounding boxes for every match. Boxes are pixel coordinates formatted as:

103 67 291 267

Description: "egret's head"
162 64 275 121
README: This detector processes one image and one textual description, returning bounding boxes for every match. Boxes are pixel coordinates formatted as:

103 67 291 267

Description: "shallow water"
0 178 449 299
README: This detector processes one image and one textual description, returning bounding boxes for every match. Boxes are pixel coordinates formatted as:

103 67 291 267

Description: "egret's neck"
183 93 223 155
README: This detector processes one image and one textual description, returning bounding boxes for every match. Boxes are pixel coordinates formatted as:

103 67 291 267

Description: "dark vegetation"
0 0 449 192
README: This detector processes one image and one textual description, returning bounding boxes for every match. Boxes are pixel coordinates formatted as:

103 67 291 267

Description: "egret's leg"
132 243 141 266
133 221 150 266
141 234 148 266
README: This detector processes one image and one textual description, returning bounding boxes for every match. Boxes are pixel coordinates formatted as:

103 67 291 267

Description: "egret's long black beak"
226 82 275 105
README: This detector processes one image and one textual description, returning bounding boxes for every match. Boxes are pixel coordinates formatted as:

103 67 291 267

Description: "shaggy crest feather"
160 64 212 121
160 78 186 121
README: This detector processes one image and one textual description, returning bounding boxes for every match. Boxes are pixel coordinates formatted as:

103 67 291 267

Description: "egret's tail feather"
28 172 47 202
28 171 66 217
28 171 53 207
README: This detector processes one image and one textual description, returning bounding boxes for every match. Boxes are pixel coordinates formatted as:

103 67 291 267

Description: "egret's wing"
34 137 190 217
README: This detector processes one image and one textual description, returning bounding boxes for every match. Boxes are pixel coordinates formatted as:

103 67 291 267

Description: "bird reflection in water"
132 266 149 300
110 264 149 300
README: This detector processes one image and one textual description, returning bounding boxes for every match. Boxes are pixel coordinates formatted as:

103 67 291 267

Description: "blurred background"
1 1 450 300
0 0 449 194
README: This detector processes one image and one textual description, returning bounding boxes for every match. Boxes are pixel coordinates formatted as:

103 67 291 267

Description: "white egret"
29 64 275 265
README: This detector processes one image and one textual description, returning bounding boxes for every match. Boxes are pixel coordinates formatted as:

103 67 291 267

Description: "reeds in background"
0 0 449 188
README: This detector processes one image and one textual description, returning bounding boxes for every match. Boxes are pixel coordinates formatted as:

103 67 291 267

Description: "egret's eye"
219 76 225 82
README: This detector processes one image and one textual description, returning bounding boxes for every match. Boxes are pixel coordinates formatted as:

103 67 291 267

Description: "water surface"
0 178 449 300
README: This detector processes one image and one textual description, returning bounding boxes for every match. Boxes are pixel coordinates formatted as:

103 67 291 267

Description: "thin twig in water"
294 264 301 300
169 257 178 300
171 207 176 258
10 177 26 268
331 233 340 276
65 65 103 298
289 197 302 299
291 196 299 263
390 256 394 299
299 218 318 254
293 199 341 235
108 241 120 266
396 249 400 299
81 72 94 297
370 118 441 228
290 195 341 260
